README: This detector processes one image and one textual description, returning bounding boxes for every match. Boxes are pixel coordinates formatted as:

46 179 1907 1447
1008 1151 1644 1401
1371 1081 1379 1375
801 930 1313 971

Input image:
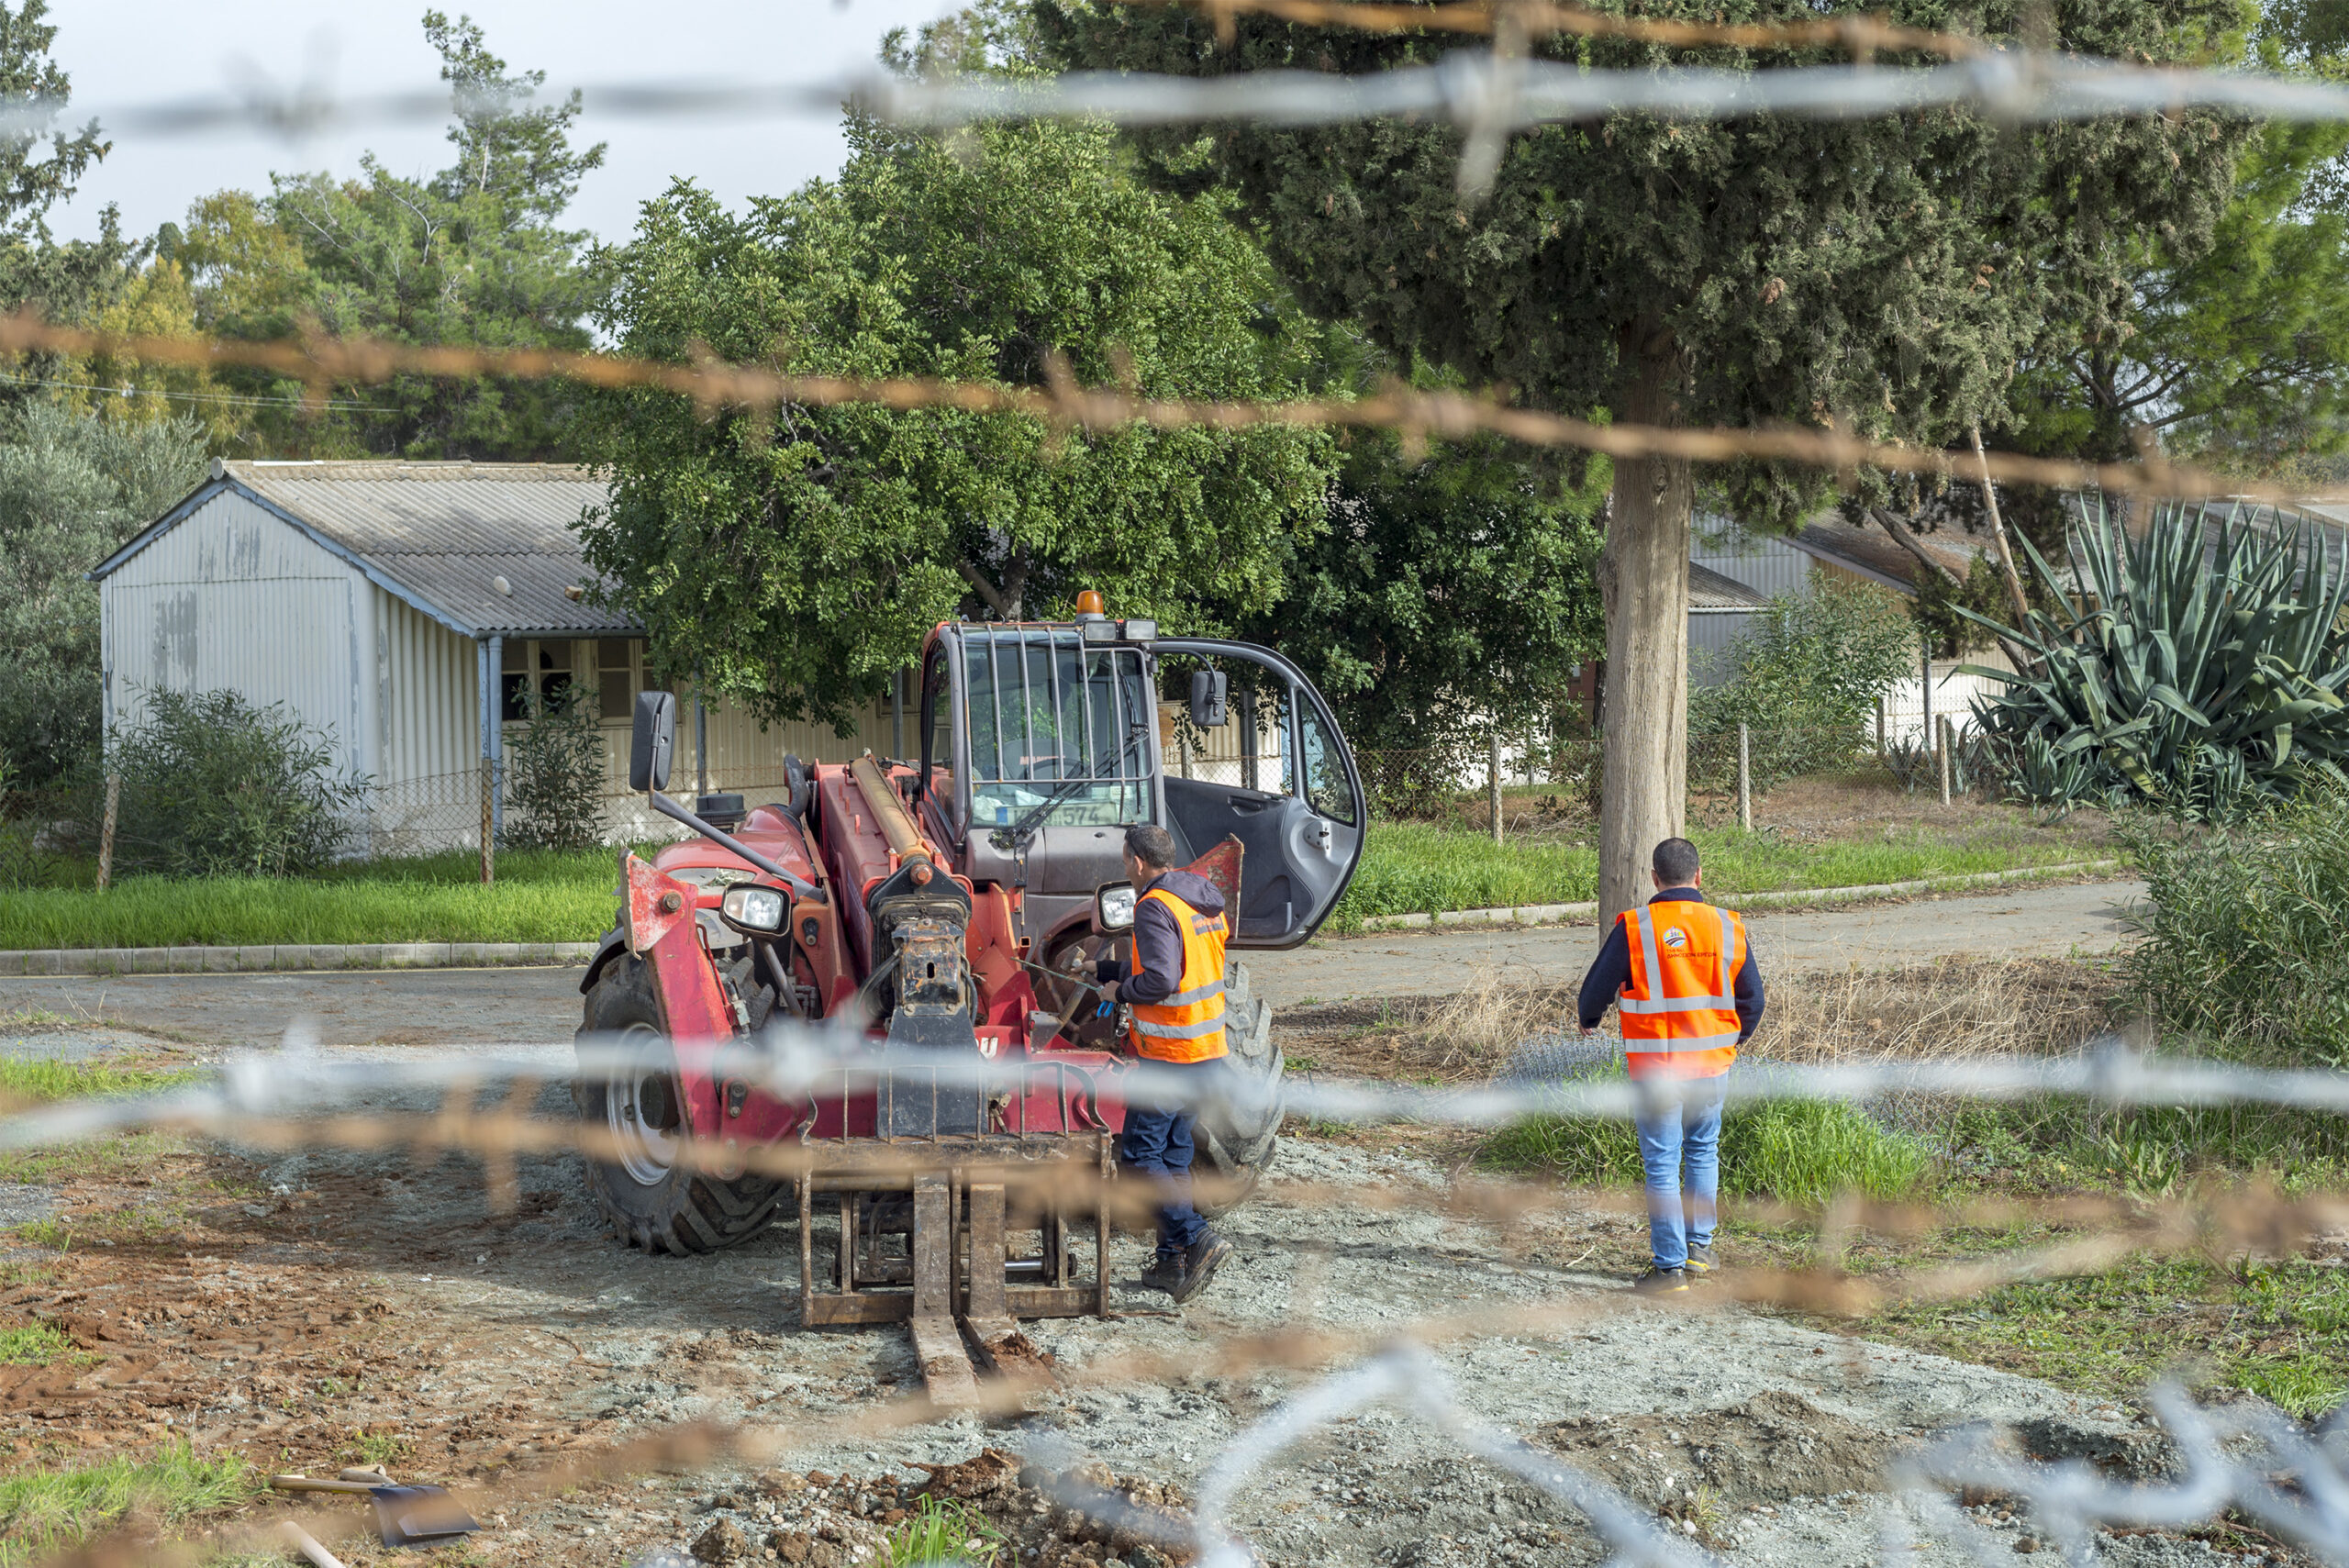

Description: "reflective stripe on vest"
1618 901 1744 1054
1127 885 1230 1063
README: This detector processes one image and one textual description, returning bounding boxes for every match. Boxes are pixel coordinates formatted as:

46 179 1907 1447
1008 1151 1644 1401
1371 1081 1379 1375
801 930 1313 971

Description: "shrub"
1689 579 1917 790
0 405 209 792
2117 795 2349 1065
99 688 366 877
502 688 608 850
1967 499 2349 820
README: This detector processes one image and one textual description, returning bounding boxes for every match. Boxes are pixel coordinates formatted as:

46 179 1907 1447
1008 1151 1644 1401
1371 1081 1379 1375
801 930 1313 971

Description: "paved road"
0 879 2146 1049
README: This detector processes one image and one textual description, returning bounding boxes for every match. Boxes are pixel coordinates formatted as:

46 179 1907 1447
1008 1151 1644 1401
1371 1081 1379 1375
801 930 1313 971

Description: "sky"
46 0 968 247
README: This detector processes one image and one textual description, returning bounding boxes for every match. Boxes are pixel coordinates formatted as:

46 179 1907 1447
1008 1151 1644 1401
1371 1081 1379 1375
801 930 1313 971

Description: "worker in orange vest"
1577 837 1765 1296
1094 822 1237 1303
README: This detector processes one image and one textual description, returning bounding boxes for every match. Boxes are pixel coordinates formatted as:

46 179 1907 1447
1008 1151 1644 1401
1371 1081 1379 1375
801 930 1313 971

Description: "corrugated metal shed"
1693 513 1818 600
94 459 637 638
1687 562 1770 613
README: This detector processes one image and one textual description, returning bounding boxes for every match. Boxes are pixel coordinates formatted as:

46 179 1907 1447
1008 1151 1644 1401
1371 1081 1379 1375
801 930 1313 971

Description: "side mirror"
1092 880 1137 934
629 690 676 792
1188 669 1228 728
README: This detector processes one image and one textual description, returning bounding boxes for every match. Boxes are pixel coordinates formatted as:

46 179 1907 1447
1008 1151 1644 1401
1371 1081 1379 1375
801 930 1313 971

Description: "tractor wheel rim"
608 1025 679 1187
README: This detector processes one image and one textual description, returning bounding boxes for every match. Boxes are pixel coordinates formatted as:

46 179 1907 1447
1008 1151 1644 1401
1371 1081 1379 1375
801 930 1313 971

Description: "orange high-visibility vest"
1125 886 1230 1064
1617 899 1745 1081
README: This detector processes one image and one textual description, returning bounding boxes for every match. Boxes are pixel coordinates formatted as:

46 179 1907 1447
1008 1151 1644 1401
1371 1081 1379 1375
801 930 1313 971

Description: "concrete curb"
1350 858 2128 933
0 940 602 977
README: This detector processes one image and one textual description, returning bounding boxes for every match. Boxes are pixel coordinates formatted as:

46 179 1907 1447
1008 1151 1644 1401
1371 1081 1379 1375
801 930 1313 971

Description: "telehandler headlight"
721 884 788 933
1093 881 1137 933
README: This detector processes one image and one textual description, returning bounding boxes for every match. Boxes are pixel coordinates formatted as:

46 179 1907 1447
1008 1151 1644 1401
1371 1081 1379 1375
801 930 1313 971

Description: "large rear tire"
573 954 787 1255
1195 958 1282 1217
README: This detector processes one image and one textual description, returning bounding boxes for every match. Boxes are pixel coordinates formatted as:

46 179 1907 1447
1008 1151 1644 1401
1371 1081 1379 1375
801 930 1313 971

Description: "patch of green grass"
343 1433 411 1469
11 1205 188 1252
0 1443 253 1564
1870 1252 2349 1417
1940 1096 2349 1195
1482 1089 1936 1206
0 1324 76 1367
1324 817 2102 931
884 1496 1005 1567
0 1060 197 1105
0 845 634 951
0 1129 189 1186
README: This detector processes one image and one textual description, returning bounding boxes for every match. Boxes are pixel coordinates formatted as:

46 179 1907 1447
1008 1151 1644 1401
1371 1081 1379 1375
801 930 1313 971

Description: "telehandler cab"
572 598 1365 1398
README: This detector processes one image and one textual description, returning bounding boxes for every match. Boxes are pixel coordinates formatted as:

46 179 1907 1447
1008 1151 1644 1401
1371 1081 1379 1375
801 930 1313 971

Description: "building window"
501 639 575 720
597 639 635 721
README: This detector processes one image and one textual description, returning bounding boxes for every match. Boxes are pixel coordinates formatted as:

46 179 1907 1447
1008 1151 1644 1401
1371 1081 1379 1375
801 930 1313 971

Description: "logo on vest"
1660 927 1687 950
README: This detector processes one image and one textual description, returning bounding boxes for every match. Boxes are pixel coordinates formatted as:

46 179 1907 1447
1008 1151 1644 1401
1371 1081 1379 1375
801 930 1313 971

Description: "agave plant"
1961 497 2349 819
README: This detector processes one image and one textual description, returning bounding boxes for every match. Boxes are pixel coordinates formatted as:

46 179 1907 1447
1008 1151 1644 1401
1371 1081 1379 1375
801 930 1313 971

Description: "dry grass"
1742 956 2128 1066
1277 956 2127 1084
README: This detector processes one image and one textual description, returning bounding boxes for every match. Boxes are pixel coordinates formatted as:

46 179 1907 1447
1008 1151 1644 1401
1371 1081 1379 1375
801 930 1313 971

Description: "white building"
90 460 901 854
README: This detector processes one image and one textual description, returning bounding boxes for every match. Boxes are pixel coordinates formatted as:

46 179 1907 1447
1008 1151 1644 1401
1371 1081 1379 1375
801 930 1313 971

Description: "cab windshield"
963 629 1153 830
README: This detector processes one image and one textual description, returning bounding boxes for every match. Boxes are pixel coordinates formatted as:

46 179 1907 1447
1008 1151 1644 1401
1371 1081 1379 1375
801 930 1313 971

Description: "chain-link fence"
1353 713 2009 839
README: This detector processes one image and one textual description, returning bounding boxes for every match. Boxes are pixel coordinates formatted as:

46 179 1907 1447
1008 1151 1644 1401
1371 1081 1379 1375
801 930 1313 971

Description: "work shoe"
1138 1254 1186 1295
1169 1233 1234 1304
1684 1243 1718 1277
1632 1265 1689 1296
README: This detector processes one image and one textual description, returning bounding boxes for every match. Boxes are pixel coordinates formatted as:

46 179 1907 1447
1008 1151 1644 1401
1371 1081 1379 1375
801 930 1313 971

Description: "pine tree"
1043 0 2252 916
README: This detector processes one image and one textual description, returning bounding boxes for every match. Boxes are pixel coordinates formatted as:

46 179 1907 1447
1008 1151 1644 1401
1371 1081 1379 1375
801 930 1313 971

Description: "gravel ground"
0 968 2281 1568
220 1090 2242 1568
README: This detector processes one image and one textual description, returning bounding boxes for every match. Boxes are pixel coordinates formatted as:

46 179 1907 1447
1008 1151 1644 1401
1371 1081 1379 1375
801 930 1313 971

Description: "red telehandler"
572 599 1365 1396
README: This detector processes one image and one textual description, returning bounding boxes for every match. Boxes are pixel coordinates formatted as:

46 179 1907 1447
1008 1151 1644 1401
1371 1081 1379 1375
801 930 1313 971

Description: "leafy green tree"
0 0 104 244
1044 0 2250 916
182 13 605 459
1238 430 1604 774
0 402 208 787
573 111 1334 730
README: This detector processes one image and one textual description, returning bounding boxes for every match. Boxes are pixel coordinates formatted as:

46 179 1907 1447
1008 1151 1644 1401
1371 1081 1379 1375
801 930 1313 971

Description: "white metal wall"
100 490 370 776
1693 515 1817 599
1688 610 1764 685
378 591 477 784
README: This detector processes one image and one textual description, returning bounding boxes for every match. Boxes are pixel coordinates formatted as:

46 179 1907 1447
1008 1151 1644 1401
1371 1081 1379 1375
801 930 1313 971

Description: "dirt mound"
1539 1389 1900 1505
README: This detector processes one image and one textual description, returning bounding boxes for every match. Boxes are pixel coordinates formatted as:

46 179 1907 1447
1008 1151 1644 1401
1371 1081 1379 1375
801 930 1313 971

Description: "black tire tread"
573 955 786 1256
1194 957 1283 1217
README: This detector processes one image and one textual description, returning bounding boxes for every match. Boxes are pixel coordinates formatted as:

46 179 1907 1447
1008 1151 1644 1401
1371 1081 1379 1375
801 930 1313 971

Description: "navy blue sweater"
1575 886 1766 1041
1097 870 1227 1003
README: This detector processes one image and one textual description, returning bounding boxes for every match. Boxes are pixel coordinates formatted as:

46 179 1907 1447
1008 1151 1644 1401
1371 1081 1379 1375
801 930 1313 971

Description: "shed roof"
94 459 640 639
1788 510 1996 595
1687 562 1772 612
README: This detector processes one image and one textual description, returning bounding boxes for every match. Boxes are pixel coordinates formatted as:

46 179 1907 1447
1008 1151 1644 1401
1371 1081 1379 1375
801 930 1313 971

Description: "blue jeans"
1633 1073 1727 1271
1119 1058 1223 1258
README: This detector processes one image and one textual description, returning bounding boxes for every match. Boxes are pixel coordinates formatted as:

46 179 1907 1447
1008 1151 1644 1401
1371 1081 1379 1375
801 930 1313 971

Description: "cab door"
1153 639 1366 949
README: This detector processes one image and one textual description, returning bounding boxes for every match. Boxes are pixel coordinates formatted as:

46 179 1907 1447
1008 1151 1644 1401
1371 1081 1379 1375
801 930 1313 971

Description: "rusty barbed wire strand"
1157 0 1987 58
0 313 2298 505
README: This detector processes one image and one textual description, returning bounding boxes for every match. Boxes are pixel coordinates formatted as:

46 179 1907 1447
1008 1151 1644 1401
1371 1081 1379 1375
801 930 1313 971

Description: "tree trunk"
1597 329 1692 922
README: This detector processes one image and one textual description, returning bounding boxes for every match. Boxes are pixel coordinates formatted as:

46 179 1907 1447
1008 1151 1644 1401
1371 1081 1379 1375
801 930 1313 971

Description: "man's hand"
1580 1022 1599 1039
1098 979 1121 1006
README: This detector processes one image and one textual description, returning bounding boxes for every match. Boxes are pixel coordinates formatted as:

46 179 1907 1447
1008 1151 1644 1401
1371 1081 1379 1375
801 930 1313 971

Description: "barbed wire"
14 1024 2349 1564
0 314 2289 505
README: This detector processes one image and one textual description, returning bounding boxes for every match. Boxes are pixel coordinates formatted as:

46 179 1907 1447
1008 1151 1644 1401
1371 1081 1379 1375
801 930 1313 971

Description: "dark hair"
1124 822 1178 870
1652 837 1700 886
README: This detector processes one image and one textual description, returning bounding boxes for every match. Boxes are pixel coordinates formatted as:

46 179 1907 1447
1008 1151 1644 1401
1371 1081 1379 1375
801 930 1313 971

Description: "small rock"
768 1530 812 1564
2014 1539 2041 1555
758 1472 808 1496
694 1518 748 1562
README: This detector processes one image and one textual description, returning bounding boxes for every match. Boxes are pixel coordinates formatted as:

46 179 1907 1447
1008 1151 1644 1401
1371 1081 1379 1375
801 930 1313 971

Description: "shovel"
270 1473 481 1549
